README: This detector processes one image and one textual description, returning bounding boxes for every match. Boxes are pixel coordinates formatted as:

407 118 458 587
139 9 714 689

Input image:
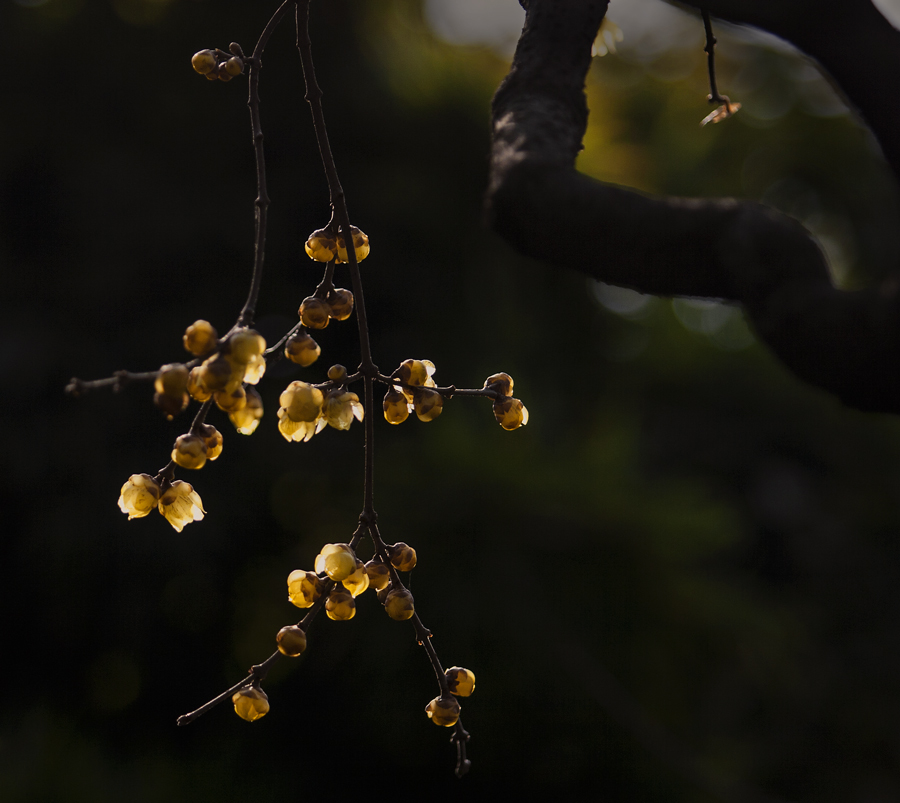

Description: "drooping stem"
237 0 295 327
367 520 469 776
295 0 377 518
702 10 732 111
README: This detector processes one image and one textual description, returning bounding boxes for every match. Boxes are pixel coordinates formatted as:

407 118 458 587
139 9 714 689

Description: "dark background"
6 0 900 800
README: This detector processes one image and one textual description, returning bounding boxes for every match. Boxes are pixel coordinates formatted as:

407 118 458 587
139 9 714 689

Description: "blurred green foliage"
5 0 900 800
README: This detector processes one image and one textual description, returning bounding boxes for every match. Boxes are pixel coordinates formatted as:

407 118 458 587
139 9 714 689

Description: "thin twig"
65 370 163 396
177 526 366 727
702 9 732 111
295 0 377 520
368 520 470 774
237 0 295 328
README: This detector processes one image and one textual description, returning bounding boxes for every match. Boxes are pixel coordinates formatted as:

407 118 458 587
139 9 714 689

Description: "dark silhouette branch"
486 0 900 414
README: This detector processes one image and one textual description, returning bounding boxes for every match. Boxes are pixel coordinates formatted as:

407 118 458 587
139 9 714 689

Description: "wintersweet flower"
230 387 263 435
277 381 325 442
284 332 321 367
158 480 205 532
118 474 161 519
226 328 266 365
493 397 529 430
322 389 364 431
700 101 741 127
334 226 370 264
232 687 269 722
394 359 437 409
243 352 266 385
304 228 338 262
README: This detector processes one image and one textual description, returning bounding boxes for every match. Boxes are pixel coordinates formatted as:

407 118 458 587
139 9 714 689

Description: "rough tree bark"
486 0 900 414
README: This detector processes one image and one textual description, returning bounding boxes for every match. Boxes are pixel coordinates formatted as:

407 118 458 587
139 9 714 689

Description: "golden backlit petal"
700 101 741 127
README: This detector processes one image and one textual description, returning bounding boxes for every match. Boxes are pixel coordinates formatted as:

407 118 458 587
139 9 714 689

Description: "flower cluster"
305 225 370 265
171 423 224 471
484 372 529 430
191 49 244 83
188 326 267 416
155 321 268 436
383 359 442 424
118 474 205 533
277 380 363 442
298 288 355 330
253 534 471 729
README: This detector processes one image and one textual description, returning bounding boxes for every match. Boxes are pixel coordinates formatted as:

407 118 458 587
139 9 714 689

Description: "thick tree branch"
486 0 900 414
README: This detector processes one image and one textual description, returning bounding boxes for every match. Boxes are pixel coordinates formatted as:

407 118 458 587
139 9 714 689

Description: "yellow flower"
284 332 321 367
700 101 742 127
118 474 161 519
158 480 205 532
287 569 324 609
305 228 338 262
243 352 266 385
425 696 460 727
232 687 269 722
171 434 208 470
493 397 529 430
322 389 364 431
277 381 325 442
230 387 263 435
334 226 370 264
226 328 266 365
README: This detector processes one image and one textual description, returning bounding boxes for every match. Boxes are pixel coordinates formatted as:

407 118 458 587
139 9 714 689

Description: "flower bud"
325 587 356 621
364 559 391 591
226 329 266 365
224 56 243 76
484 372 514 397
172 434 208 470
153 391 189 420
384 587 415 620
287 569 324 608
284 332 321 367
413 388 443 422
425 696 460 727
214 385 247 413
232 687 269 722
191 50 217 75
388 542 417 572
197 355 233 392
276 625 307 657
493 397 529 430
327 364 348 383
183 320 218 355
315 543 357 582
326 288 354 321
187 367 213 402
335 226 370 264
198 424 224 460
383 387 410 425
305 228 338 262
445 667 476 697
396 359 434 388
299 297 330 330
155 364 189 397
342 559 370 598
230 386 263 434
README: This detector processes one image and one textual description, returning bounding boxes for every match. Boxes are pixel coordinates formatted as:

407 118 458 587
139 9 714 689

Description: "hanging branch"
236 0 296 327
